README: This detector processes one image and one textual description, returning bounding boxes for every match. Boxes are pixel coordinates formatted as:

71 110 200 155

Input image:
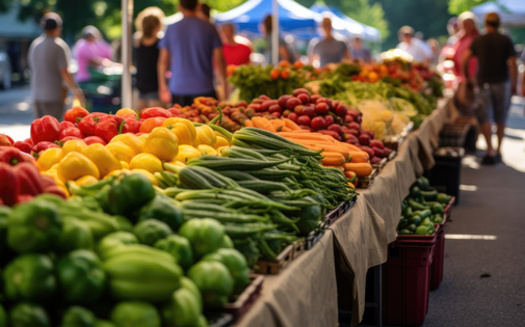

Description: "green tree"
372 0 453 50
448 0 489 15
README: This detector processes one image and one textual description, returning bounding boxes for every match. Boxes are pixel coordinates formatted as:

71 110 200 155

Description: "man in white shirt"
396 26 430 64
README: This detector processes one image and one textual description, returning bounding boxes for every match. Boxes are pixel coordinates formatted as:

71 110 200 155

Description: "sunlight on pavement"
0 124 30 141
445 234 497 240
16 102 30 112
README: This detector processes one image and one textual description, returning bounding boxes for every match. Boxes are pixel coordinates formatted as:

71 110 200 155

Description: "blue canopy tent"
472 0 525 27
214 0 320 38
311 4 381 42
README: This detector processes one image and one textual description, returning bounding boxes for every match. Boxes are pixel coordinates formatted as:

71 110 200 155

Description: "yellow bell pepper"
57 152 100 183
104 169 132 179
41 164 65 189
142 127 179 161
110 133 144 154
115 108 137 117
83 143 122 177
163 117 196 145
174 145 202 164
214 134 231 148
130 169 158 185
105 141 136 163
75 175 99 186
138 133 149 143
195 125 217 146
120 161 130 169
197 144 217 156
62 139 88 155
129 153 163 174
37 148 64 172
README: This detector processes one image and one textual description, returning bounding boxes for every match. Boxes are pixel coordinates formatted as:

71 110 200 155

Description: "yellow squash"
83 143 122 177
57 152 100 182
142 127 179 161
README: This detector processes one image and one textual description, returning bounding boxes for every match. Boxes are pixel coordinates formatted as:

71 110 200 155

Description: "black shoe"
495 153 502 162
481 155 497 165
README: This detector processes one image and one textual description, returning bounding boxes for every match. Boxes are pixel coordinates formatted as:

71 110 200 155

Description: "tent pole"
271 0 279 65
121 0 133 108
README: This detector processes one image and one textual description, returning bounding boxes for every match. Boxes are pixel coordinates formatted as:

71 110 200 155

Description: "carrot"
321 151 347 166
340 142 363 152
270 119 286 132
283 118 301 130
344 170 357 183
281 126 292 132
244 120 254 127
252 116 276 132
278 132 336 143
287 140 350 161
347 151 369 163
343 162 373 177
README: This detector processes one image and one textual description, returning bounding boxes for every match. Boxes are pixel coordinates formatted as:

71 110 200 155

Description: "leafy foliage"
448 0 489 15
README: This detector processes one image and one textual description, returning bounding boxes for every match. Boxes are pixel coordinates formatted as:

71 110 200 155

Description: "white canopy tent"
472 0 525 27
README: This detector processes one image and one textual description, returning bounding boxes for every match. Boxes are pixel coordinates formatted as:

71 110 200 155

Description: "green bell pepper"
97 231 138 260
410 185 421 198
201 248 250 294
154 235 194 270
108 173 155 215
0 303 6 327
188 261 234 308
60 306 97 327
57 250 106 304
433 214 444 224
179 276 202 305
103 248 182 302
408 215 422 226
221 234 234 249
138 195 183 230
110 301 161 327
56 219 94 254
415 176 430 190
4 254 56 301
7 200 62 253
431 203 444 215
133 219 173 246
398 229 412 235
232 238 259 268
0 206 10 256
179 218 225 258
413 209 432 220
163 288 203 327
8 303 50 327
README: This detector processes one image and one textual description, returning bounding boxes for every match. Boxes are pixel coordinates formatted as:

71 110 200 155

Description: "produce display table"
236 97 453 326
236 230 338 327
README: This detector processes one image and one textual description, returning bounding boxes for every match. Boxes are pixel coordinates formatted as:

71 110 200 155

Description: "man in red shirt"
219 23 251 66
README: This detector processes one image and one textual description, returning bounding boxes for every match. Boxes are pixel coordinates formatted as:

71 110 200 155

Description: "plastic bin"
430 196 454 290
426 147 464 205
383 231 438 326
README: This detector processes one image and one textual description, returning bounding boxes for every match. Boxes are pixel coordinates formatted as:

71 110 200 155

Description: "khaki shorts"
34 101 65 120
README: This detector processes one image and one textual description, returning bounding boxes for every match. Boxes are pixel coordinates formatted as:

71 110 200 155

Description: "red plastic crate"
429 225 445 290
383 233 437 326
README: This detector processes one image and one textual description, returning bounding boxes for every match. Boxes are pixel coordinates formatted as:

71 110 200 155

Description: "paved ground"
0 86 33 141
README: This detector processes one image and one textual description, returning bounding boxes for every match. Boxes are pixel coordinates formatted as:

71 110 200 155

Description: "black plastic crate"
425 147 464 205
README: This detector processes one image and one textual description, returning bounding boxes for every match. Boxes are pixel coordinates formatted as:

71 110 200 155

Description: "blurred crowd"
25 1 524 163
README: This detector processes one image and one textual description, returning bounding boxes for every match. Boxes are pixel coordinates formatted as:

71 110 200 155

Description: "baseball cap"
41 12 63 31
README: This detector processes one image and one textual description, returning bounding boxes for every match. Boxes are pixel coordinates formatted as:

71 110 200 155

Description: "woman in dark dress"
134 7 165 109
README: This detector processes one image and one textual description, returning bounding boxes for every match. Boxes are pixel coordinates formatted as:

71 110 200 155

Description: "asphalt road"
0 86 34 140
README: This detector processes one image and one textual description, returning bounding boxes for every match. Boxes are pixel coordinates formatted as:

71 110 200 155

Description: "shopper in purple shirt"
158 0 228 106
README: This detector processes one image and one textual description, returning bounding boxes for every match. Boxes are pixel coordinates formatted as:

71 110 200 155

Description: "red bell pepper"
140 107 171 119
59 121 76 131
0 162 19 206
84 136 107 146
31 141 61 158
59 127 85 140
0 146 33 165
0 133 14 146
94 115 126 143
13 140 32 154
64 106 90 124
16 194 34 203
12 162 44 196
77 112 107 136
121 117 143 134
40 175 66 198
168 107 181 117
30 115 61 144
57 136 82 144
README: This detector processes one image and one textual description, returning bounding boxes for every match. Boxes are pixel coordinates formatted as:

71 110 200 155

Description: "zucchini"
237 180 291 193
187 156 289 171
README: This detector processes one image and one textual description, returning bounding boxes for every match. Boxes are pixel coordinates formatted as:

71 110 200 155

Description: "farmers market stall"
0 57 453 326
